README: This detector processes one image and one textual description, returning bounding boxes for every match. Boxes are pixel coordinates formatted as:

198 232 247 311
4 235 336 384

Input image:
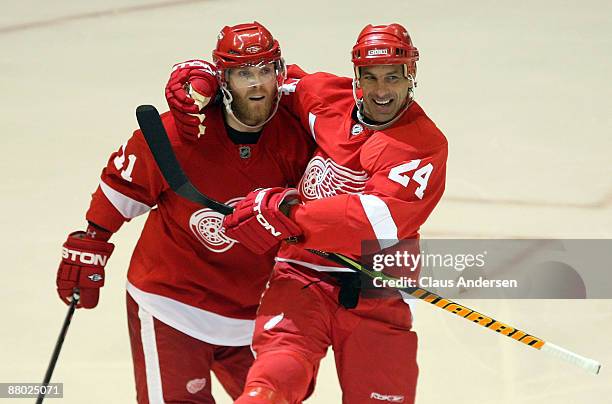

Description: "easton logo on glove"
222 187 303 254
62 247 109 266
253 189 281 237
56 230 115 309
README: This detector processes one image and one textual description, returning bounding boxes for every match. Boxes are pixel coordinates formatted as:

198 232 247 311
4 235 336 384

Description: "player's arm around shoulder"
281 65 353 121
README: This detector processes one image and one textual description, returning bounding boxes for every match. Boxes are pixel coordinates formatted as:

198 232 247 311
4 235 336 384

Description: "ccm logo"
62 247 108 266
253 190 281 237
368 48 389 56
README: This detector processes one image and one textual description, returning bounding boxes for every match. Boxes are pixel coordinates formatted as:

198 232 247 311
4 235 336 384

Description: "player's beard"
231 87 276 127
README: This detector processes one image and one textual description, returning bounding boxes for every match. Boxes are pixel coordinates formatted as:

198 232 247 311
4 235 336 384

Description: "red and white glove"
223 188 303 254
165 59 219 141
56 226 115 309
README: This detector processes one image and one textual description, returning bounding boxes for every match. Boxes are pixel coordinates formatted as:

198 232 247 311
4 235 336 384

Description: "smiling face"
226 63 278 127
358 64 413 124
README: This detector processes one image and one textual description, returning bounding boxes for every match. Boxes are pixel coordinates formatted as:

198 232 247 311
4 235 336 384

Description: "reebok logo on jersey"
370 392 405 402
253 189 281 237
368 48 389 56
62 247 108 266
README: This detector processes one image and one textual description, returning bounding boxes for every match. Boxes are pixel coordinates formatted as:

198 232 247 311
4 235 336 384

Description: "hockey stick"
36 290 80 403
135 104 601 375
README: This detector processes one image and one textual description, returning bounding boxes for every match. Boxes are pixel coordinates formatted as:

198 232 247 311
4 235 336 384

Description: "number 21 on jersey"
113 143 137 182
388 159 433 199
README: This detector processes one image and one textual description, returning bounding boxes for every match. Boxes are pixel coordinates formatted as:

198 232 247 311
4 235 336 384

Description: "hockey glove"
223 188 302 254
56 226 114 309
165 59 219 140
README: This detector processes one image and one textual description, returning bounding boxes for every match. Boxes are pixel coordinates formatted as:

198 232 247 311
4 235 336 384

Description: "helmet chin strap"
220 60 286 132
352 73 416 131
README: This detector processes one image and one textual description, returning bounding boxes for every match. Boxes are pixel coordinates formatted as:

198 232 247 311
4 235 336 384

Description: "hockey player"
55 22 313 403
222 23 449 403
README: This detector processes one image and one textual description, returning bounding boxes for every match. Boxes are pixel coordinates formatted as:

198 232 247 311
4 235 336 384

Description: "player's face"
227 63 278 126
358 64 412 123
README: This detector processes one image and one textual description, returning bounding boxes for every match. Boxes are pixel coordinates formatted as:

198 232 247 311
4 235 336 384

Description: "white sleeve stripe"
99 180 151 219
308 112 317 141
359 194 399 249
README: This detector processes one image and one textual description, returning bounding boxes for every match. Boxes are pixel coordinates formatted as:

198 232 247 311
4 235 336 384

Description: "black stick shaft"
36 293 79 404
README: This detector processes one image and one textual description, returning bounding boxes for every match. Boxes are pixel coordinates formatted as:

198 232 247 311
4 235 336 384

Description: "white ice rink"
1 0 611 402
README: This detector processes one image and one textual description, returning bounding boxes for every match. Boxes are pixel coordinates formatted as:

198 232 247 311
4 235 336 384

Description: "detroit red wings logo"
299 156 369 200
189 197 242 253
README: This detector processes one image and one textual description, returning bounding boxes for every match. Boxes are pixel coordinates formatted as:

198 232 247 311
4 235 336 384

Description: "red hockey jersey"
86 105 313 345
277 70 448 273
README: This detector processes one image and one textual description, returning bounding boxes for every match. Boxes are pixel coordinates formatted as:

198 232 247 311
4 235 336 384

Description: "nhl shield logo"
239 146 251 159
351 123 364 136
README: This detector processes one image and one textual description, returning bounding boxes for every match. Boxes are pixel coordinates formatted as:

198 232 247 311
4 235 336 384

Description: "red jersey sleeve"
85 113 174 232
290 117 448 256
281 69 353 138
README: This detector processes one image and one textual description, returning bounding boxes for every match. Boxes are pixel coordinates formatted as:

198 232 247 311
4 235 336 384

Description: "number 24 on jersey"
388 159 433 199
